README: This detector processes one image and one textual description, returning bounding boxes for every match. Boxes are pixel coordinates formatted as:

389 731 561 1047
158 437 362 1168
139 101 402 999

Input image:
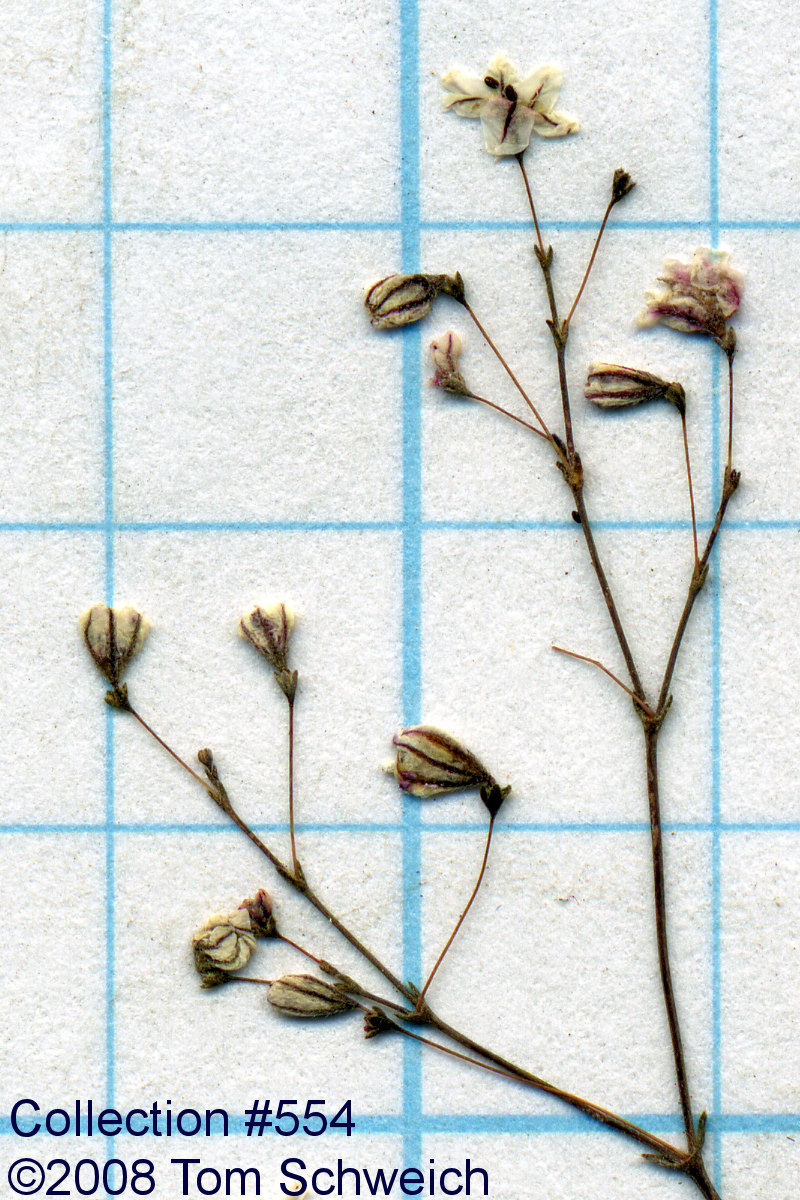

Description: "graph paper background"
0 0 798 1197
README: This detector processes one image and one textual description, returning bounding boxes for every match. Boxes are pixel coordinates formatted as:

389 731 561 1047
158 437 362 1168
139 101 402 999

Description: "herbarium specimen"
81 54 747 1200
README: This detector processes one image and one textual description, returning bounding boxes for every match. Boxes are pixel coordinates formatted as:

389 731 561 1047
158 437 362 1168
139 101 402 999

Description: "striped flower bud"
365 273 465 329
267 975 358 1018
390 725 509 817
430 331 470 396
239 603 297 701
79 605 149 689
192 909 257 988
584 363 685 414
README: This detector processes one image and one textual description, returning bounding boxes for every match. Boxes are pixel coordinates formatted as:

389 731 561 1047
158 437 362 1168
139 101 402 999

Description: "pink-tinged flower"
637 248 743 343
585 363 685 413
365 273 466 329
430 331 470 396
442 54 579 157
389 726 510 817
240 603 297 701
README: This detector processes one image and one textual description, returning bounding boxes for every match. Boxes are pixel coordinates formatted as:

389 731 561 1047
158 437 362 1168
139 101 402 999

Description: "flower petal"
517 64 563 111
441 68 493 116
480 100 536 155
532 108 580 138
485 53 521 91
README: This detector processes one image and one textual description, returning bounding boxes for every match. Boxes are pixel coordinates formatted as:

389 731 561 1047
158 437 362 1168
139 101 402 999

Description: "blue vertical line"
708 0 722 1186
102 0 116 1123
398 0 423 1172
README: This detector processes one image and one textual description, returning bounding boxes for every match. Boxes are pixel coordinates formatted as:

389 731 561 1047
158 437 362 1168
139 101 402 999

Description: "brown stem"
467 392 549 441
416 815 494 1008
644 726 695 1147
571 488 645 699
564 197 615 330
515 151 546 259
128 708 210 790
287 697 299 875
461 301 552 438
726 345 735 474
657 467 739 714
681 412 700 569
552 644 654 715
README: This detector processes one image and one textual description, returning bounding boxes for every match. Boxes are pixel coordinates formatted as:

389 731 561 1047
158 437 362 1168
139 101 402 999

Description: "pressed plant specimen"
81 55 749 1200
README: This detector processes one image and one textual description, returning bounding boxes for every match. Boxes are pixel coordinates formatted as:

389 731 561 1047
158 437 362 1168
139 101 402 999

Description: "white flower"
441 54 579 157
637 248 743 343
192 909 257 987
79 605 149 688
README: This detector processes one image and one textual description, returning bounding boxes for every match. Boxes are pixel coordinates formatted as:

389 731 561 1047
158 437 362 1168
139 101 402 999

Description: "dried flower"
267 974 358 1018
442 54 578 157
611 169 635 204
239 889 278 938
430 331 470 395
365 273 465 329
79 605 149 691
363 1007 397 1039
389 725 509 817
192 909 257 988
637 248 743 344
239 603 297 701
585 363 685 413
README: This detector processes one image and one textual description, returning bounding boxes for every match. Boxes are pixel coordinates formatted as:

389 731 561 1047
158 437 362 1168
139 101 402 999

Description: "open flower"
637 248 743 344
442 54 579 156
192 909 257 988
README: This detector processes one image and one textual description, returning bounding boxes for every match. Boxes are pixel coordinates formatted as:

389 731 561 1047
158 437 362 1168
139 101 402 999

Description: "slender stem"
571 489 645 699
405 1012 684 1163
127 707 211 790
515 151 546 258
287 697 299 875
462 300 552 439
552 644 653 714
467 392 549 441
564 197 615 330
657 466 739 714
416 815 494 1008
644 727 695 1147
124 703 415 1002
517 154 575 458
726 345 735 473
681 411 700 568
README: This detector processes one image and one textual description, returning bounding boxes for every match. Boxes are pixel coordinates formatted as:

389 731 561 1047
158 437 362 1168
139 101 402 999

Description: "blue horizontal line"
0 1111 797 1137
3 821 800 836
0 518 798 535
0 218 798 235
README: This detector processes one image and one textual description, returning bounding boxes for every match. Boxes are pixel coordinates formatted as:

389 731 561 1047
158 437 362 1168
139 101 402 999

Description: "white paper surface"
1 2 798 1199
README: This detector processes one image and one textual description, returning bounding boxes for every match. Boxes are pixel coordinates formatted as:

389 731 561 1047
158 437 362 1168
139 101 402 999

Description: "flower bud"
365 273 465 329
192 909 257 988
363 1007 397 1039
585 363 685 414
79 605 149 689
239 889 277 938
239 603 297 701
611 168 635 203
267 974 358 1018
430 331 470 396
390 726 508 818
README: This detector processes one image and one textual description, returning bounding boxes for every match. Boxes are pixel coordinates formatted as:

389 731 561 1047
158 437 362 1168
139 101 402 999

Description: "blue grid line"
398 0 424 1174
4 820 800 835
2 217 800 233
102 0 116 1134
1 518 800 534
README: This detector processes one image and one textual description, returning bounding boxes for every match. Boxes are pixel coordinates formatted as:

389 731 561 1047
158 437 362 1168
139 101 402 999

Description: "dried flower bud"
192 909 257 988
430 331 470 396
585 363 686 414
363 1007 397 1039
239 603 297 701
267 974 358 1018
239 889 278 938
611 168 635 203
389 725 509 817
365 273 465 329
79 605 149 690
